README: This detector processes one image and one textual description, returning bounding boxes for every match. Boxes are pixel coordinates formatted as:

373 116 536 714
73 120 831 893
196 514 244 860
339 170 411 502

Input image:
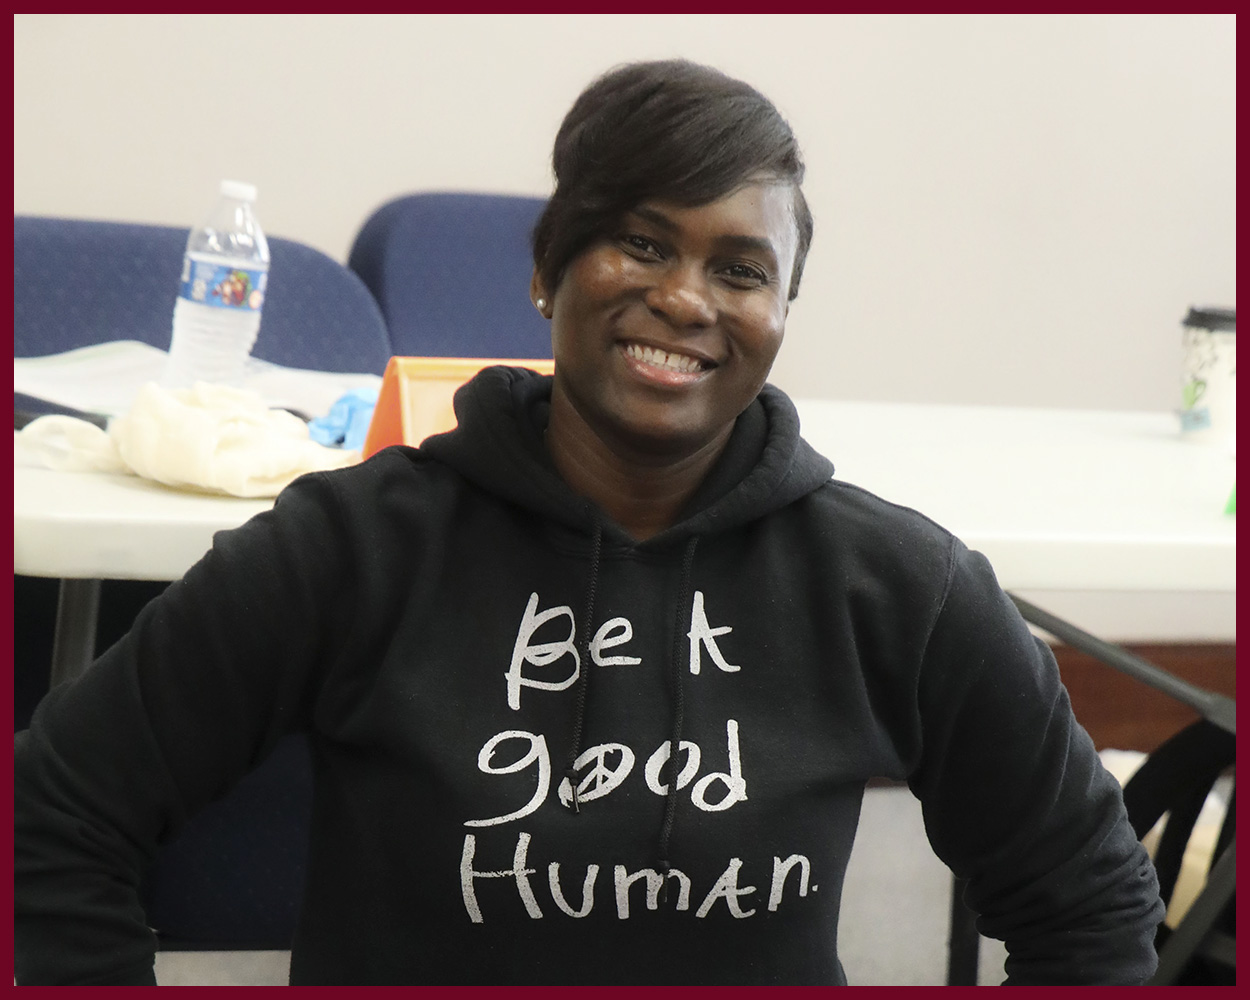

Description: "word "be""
506 591 739 710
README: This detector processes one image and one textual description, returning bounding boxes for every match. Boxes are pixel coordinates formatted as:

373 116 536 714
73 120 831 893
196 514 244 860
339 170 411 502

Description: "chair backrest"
14 215 394 375
347 191 551 359
1121 718 1235 985
1121 719 1234 901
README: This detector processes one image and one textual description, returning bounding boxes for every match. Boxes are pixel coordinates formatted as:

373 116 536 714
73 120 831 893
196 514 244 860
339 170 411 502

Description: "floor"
153 785 1009 986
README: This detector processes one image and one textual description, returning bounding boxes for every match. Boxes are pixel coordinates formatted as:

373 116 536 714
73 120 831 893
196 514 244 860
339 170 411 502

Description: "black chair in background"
1120 720 1235 984
946 597 1235 986
14 214 395 952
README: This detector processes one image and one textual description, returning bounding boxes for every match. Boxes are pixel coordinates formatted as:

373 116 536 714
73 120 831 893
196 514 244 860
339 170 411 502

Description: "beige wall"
14 14 1235 412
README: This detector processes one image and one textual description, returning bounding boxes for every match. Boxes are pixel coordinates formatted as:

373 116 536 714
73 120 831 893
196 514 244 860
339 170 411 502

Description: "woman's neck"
545 393 731 541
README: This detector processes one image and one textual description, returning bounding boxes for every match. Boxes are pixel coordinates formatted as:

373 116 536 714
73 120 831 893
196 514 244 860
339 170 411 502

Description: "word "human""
461 831 815 923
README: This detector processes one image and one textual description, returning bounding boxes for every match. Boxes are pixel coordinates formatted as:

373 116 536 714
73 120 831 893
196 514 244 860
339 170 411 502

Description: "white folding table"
14 400 1236 683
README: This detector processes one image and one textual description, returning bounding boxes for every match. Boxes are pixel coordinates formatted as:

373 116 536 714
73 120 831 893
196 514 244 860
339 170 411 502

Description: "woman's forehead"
625 182 799 261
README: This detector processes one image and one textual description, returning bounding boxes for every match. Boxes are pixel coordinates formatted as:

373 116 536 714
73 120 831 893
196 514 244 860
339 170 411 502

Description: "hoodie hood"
420 365 835 545
422 365 837 866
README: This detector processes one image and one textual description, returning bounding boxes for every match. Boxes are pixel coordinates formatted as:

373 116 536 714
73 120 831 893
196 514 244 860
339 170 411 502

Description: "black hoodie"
14 367 1163 985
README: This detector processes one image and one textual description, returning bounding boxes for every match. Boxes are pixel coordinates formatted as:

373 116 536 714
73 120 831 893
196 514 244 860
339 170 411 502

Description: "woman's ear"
530 270 552 319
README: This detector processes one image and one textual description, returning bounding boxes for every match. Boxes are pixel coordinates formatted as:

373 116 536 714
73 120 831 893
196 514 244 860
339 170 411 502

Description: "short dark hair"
532 59 814 302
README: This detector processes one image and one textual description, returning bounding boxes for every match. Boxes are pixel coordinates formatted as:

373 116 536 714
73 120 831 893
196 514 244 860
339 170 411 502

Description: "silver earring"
535 297 547 313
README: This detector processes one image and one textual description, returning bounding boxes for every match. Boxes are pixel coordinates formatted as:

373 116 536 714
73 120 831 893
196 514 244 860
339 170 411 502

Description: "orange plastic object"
362 356 555 458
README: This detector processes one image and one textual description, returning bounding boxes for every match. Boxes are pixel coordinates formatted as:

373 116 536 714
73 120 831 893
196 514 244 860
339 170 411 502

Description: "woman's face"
538 179 798 458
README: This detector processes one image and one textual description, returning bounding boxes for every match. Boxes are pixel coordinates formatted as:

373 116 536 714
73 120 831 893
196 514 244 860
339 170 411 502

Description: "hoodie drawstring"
563 520 603 813
658 536 699 902
561 524 700 908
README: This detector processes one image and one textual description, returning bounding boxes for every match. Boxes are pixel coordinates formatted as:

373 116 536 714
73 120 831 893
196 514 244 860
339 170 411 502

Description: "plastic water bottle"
162 179 270 389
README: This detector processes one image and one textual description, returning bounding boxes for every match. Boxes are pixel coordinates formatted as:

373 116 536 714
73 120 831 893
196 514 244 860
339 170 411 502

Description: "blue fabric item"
308 386 380 451
346 192 552 359
14 216 395 375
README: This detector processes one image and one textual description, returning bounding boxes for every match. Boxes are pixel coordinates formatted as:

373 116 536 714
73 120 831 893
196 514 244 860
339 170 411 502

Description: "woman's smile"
620 341 716 386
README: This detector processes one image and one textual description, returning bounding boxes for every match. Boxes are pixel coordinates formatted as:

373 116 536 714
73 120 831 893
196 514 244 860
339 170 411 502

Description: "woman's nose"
645 265 716 327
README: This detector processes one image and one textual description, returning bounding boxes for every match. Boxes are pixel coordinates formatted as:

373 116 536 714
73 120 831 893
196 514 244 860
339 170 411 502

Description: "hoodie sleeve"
14 470 355 986
907 540 1165 985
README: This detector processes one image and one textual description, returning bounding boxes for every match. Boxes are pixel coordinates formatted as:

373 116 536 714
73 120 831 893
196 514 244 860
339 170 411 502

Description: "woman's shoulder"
803 476 960 549
287 443 455 499
780 476 972 603
262 445 472 544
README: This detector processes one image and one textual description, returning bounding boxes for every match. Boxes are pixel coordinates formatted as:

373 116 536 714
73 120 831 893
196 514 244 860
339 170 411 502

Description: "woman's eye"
620 234 661 257
722 263 768 286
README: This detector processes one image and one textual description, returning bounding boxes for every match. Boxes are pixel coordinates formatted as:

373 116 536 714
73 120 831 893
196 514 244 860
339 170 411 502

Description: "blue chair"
14 215 393 373
14 214 395 952
346 191 551 359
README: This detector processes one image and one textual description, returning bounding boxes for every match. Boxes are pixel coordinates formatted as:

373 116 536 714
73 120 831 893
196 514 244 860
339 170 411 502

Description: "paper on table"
13 340 383 421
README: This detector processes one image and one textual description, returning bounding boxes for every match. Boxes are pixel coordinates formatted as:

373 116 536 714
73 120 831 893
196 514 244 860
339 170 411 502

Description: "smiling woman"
15 59 1165 986
530 61 811 537
542 182 798 534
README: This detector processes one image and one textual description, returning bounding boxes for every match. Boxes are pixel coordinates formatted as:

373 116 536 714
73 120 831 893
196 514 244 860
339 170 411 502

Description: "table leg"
946 875 981 984
49 578 102 687
1151 843 1236 984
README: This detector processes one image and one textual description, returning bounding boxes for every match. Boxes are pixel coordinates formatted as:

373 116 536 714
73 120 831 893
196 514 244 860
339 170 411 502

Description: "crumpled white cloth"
14 414 131 474
18 381 360 498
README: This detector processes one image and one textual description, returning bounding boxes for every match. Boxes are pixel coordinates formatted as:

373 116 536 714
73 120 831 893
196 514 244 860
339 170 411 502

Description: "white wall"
14 14 1236 412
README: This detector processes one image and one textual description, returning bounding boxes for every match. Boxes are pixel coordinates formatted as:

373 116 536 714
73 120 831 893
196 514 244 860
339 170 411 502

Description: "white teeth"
626 343 704 373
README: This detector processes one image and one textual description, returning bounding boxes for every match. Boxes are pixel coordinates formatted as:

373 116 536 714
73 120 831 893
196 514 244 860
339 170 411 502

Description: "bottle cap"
1182 306 1236 332
220 179 258 202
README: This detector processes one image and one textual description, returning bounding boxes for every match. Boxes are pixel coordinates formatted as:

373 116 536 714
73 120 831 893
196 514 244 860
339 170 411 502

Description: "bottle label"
178 257 268 311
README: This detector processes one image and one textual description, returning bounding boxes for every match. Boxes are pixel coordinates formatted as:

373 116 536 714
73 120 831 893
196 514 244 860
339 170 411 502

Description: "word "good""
465 720 747 827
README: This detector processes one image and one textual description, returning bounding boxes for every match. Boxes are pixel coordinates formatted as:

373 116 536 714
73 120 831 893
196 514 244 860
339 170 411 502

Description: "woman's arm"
14 470 354 985
908 542 1165 985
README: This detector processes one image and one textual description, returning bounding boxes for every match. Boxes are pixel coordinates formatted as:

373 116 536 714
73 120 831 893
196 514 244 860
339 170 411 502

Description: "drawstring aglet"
659 860 671 904
565 767 581 813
